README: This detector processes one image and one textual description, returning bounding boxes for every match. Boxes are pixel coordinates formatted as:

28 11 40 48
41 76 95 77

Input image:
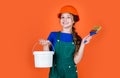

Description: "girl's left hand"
82 35 92 44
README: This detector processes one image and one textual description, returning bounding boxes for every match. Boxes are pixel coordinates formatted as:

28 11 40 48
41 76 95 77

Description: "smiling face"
60 13 75 28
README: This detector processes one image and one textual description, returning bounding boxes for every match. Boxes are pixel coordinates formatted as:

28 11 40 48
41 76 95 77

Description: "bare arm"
74 35 92 64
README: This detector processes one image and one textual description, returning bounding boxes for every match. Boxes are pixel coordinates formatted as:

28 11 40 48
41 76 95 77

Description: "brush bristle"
92 26 102 33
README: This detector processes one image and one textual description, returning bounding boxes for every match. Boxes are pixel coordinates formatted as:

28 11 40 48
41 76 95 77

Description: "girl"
40 5 92 78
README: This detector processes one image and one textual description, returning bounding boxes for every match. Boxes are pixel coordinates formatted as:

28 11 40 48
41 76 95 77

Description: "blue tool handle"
84 32 96 44
90 32 96 36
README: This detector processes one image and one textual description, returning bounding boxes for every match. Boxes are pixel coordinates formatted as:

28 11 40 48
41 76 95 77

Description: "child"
39 5 92 78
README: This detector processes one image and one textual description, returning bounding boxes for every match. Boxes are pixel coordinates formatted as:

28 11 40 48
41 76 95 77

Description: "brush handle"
84 32 96 43
90 31 96 36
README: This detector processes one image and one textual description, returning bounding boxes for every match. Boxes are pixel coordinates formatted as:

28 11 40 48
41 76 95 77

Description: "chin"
63 26 72 28
62 24 71 27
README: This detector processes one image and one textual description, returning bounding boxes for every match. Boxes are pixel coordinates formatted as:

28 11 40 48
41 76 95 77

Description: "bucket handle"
32 40 55 52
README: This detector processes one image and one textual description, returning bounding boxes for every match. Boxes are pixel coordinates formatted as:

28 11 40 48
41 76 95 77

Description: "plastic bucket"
33 51 54 68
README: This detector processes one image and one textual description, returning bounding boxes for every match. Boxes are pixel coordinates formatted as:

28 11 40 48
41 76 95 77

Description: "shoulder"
49 31 59 35
50 31 58 34
48 31 60 38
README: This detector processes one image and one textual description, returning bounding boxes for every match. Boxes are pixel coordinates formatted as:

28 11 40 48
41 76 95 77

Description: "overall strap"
57 31 61 41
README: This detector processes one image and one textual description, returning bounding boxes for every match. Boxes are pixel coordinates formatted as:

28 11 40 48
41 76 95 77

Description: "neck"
61 27 72 34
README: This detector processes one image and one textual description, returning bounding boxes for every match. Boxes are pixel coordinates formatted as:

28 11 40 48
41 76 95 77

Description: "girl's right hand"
39 39 51 46
39 39 51 51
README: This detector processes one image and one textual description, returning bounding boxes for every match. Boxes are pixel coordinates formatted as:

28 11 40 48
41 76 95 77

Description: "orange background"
0 0 120 78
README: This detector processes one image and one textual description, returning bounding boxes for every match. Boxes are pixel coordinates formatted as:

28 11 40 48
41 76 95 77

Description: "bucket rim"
33 51 54 55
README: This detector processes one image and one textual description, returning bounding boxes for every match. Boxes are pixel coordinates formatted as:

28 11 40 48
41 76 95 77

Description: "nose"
63 18 67 22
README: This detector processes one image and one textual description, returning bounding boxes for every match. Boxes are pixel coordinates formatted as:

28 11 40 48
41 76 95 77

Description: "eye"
67 17 71 19
61 16 64 19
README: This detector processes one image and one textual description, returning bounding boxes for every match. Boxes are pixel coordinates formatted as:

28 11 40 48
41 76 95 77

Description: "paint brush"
84 26 102 43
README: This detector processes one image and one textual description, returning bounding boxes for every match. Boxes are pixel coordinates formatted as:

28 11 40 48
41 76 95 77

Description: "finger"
47 40 51 45
88 36 92 40
84 34 90 40
39 39 45 45
39 39 43 43
85 41 90 44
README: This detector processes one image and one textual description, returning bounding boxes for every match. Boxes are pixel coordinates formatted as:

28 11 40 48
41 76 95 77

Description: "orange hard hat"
59 5 78 16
